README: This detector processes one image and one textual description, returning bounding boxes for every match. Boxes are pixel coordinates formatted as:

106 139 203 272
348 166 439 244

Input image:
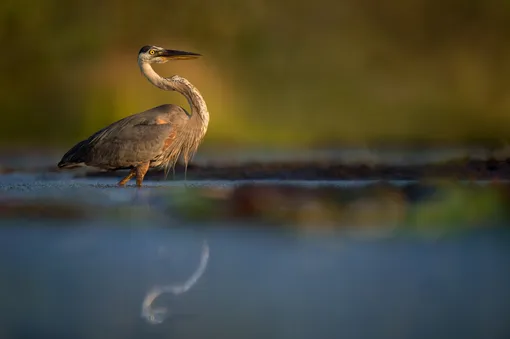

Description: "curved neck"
139 61 209 127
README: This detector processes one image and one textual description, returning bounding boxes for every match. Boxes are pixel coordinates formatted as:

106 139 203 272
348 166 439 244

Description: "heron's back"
58 104 190 169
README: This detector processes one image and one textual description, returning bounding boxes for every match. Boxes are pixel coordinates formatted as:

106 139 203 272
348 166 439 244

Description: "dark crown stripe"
139 45 152 54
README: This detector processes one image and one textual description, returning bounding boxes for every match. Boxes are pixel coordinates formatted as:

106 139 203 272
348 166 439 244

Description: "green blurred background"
1 0 510 150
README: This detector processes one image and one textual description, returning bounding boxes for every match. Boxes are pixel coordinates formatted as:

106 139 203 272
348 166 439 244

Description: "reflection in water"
0 224 508 338
141 241 210 324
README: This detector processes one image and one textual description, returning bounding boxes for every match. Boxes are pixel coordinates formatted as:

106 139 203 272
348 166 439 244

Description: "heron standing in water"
58 45 209 187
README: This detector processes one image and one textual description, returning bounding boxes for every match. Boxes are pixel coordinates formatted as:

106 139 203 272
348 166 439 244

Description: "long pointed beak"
159 49 202 60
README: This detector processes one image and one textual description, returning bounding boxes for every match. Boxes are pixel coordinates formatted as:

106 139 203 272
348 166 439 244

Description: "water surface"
0 167 509 339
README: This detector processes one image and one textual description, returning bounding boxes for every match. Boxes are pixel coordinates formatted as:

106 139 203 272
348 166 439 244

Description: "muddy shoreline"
73 158 510 181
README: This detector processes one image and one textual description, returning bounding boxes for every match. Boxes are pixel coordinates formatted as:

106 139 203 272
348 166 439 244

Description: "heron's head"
138 45 201 64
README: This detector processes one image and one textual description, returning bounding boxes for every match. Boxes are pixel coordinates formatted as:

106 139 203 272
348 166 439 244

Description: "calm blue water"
0 221 508 339
0 172 509 339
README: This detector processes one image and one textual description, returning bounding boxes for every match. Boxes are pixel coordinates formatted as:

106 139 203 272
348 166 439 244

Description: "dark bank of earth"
79 158 510 181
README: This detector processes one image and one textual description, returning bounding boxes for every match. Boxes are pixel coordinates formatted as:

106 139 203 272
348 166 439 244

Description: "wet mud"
76 157 510 181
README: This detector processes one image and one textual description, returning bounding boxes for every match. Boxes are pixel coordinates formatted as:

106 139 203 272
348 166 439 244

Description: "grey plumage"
58 46 209 187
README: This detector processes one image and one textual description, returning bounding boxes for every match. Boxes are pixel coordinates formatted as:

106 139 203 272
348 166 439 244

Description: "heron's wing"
88 118 175 168
58 104 188 169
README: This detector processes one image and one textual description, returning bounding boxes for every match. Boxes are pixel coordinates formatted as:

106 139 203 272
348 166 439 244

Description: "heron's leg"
136 162 150 187
118 169 136 187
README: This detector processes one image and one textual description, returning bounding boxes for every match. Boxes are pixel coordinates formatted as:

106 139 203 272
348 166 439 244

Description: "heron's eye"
149 49 155 55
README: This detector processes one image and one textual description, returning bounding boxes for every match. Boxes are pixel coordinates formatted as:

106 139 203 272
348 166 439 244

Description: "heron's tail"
57 139 90 168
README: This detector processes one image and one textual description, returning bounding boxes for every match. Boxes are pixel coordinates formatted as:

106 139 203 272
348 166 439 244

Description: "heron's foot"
118 169 136 187
136 162 150 187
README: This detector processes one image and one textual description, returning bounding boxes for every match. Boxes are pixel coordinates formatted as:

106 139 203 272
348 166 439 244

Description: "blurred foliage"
171 182 510 237
1 0 510 148
2 182 509 237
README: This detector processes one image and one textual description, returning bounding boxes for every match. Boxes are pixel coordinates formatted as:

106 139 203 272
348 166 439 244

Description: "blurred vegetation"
1 0 510 149
172 182 510 236
2 182 510 237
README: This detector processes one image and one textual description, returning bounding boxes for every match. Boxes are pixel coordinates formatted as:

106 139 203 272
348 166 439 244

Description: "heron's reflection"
141 241 210 324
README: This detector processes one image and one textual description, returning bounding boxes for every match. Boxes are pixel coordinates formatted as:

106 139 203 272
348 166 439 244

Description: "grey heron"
58 45 209 187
